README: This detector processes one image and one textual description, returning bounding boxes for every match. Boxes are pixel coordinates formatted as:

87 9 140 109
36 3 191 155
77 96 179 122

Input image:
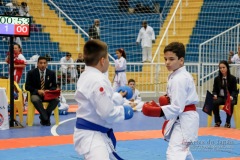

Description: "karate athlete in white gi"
112 48 127 91
136 20 155 63
228 44 240 82
124 78 144 111
74 40 134 160
142 42 199 160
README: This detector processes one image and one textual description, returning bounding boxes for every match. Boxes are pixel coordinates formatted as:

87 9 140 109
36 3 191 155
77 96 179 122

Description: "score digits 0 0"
0 15 31 37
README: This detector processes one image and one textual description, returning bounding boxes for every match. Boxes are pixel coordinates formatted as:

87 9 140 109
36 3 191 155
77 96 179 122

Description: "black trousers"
31 95 59 122
213 96 236 124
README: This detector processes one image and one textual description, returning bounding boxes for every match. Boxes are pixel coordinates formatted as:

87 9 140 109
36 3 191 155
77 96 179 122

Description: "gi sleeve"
91 82 125 123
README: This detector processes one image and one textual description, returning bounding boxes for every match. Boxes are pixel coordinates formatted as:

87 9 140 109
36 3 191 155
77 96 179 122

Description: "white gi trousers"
166 120 194 160
74 128 117 160
142 47 152 62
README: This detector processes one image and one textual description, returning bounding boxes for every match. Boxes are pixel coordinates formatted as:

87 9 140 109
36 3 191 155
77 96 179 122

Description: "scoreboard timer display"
0 15 31 37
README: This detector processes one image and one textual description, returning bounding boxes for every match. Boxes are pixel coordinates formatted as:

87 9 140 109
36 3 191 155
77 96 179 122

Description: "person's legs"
142 47 148 62
166 122 194 160
31 95 48 122
147 47 152 62
45 98 59 118
225 99 236 127
213 97 224 125
84 133 112 160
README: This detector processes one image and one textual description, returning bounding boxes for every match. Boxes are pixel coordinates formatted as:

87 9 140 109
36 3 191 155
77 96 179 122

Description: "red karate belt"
162 104 196 135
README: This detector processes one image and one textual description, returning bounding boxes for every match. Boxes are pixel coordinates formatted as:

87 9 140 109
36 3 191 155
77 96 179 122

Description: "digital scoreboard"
0 15 31 37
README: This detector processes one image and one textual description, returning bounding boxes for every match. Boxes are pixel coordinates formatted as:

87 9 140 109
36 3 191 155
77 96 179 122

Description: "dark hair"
84 40 108 66
13 43 22 53
38 56 47 62
218 60 231 81
116 48 127 59
66 52 71 57
142 20 147 25
21 2 27 6
164 42 185 59
128 78 135 84
45 54 52 61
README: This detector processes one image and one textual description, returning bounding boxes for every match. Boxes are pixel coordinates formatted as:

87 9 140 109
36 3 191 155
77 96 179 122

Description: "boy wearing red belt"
143 42 199 160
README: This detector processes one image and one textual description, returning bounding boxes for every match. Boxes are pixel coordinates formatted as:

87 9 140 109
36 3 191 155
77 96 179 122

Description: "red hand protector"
159 95 170 106
142 100 162 117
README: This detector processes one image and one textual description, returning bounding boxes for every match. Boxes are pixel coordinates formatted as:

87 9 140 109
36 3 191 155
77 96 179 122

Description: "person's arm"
14 64 26 68
86 81 133 123
212 77 218 99
60 57 67 69
228 51 234 64
134 89 142 104
136 28 142 45
114 57 126 70
70 58 75 68
88 26 94 39
25 70 39 95
49 71 57 90
5 55 9 63
151 27 155 43
230 76 238 100
14 54 26 68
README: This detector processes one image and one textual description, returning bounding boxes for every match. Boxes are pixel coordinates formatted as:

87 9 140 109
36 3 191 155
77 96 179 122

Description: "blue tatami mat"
1 136 239 160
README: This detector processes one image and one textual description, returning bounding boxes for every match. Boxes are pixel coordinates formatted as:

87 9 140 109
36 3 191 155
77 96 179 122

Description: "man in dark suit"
25 56 59 126
88 19 100 40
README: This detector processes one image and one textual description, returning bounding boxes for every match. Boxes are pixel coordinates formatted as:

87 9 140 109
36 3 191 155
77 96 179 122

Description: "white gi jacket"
74 66 125 155
59 56 76 78
113 57 127 89
59 56 74 70
136 25 155 48
124 89 144 111
114 57 127 83
231 54 240 78
161 66 199 142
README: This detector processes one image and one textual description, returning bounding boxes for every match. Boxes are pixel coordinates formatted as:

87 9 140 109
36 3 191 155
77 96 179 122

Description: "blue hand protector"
116 86 133 100
124 105 134 120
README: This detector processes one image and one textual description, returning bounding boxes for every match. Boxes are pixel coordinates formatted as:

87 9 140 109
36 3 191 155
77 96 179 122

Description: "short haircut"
164 42 185 59
84 40 108 66
66 52 71 57
38 56 47 62
128 78 135 84
94 19 100 23
142 20 147 24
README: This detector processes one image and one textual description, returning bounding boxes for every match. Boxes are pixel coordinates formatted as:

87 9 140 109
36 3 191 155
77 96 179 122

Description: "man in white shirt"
59 52 76 81
136 20 155 63
228 44 240 82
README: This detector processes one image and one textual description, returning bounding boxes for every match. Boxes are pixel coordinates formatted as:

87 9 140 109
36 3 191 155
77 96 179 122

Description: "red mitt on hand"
159 95 170 106
142 100 162 117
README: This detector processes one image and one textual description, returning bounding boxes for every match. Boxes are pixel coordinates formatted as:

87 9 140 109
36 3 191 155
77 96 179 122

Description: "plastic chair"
0 79 24 123
23 84 59 126
207 84 240 129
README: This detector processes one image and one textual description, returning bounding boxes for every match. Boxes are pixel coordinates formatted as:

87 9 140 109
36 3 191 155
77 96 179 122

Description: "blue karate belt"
115 70 125 74
76 118 124 160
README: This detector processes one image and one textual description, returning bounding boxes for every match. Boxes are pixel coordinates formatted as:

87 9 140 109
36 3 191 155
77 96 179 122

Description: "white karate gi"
74 66 126 160
124 89 144 111
136 25 155 62
161 66 199 160
113 57 127 91
58 95 69 111
231 53 240 79
59 56 76 79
